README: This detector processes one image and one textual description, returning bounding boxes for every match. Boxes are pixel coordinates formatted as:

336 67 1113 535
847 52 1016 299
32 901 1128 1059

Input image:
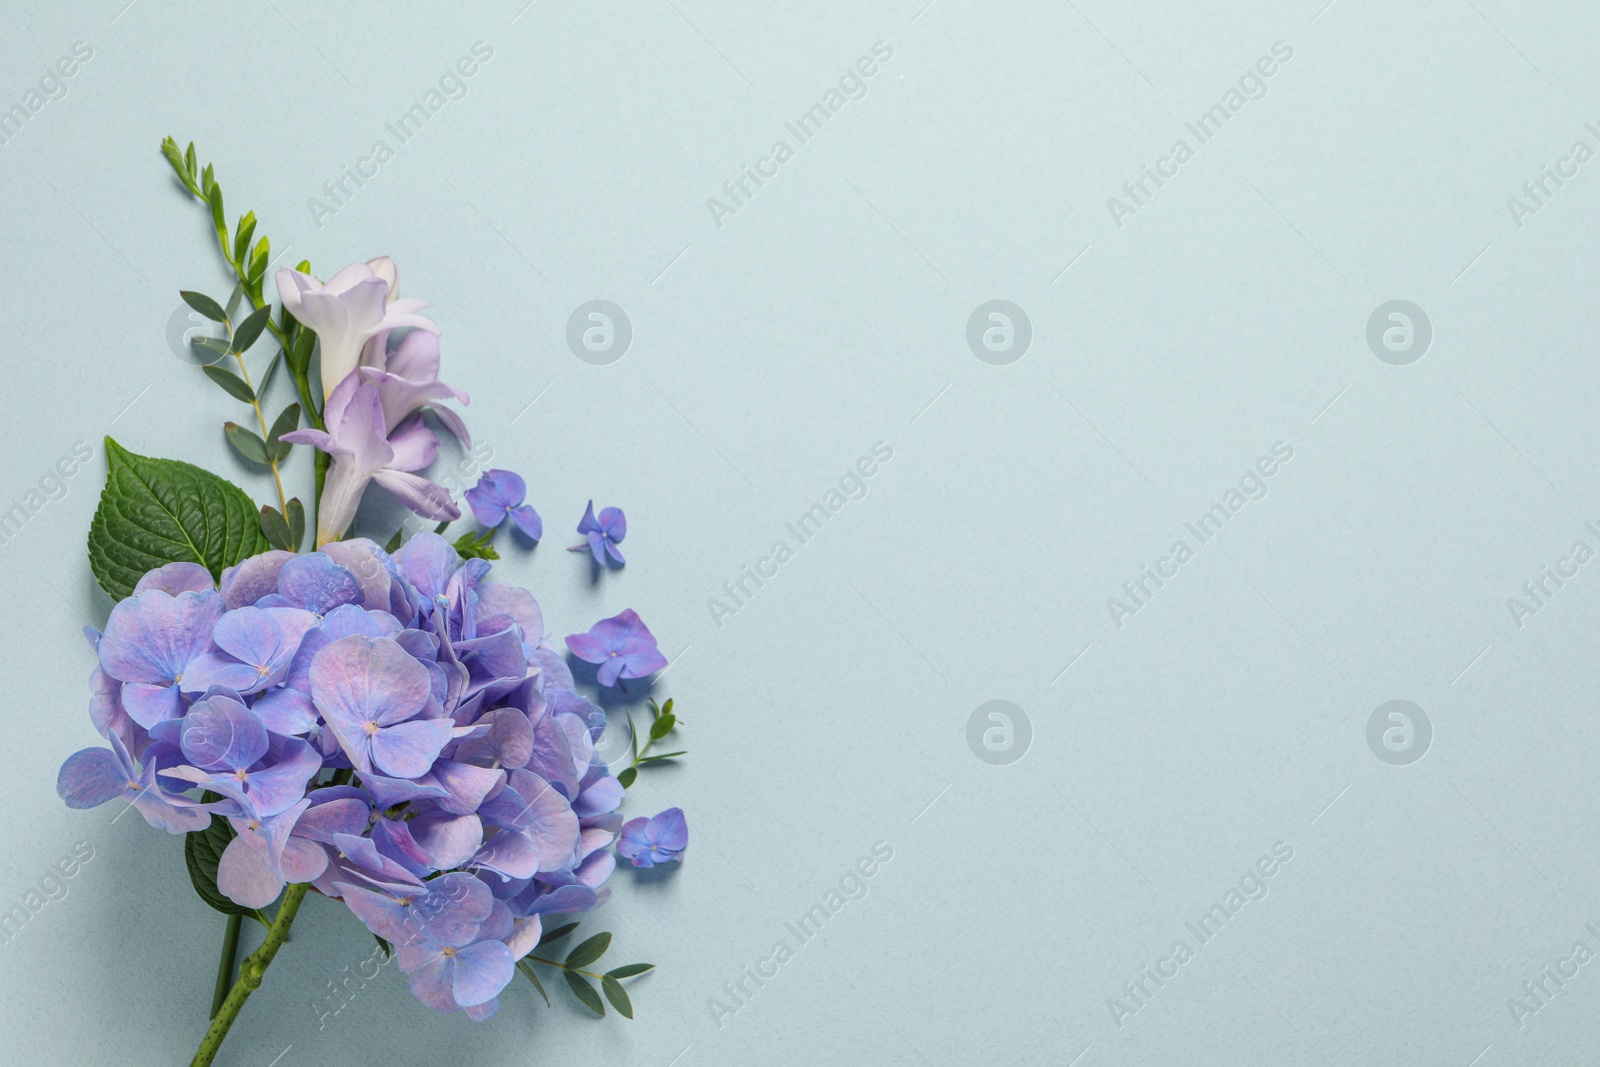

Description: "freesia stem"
190 884 310 1067
209 914 243 1019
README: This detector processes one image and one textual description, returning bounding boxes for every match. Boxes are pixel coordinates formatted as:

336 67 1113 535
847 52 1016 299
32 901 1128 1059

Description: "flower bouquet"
56 140 688 1066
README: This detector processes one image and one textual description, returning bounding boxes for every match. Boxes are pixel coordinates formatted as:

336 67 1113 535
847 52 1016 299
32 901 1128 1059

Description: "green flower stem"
209 914 243 1019
527 956 604 980
190 884 310 1067
220 318 289 517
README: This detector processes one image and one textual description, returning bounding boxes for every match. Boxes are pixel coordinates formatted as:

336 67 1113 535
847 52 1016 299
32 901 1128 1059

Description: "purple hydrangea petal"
98 589 223 686
597 507 625 542
508 505 542 542
368 718 455 778
279 554 365 615
57 747 132 808
134 562 215 597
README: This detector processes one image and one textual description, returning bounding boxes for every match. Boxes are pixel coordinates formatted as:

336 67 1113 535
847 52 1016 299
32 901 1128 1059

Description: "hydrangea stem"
190 884 310 1067
209 914 243 1019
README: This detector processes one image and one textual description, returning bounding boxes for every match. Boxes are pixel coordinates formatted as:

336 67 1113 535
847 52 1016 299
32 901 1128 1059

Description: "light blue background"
5 0 1600 1064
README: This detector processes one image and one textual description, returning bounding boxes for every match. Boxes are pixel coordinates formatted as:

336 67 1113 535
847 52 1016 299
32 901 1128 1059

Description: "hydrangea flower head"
57 533 654 1018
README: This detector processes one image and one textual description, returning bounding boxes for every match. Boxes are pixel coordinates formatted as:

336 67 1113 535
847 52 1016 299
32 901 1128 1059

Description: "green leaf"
374 934 392 959
225 422 269 465
383 527 405 554
231 305 272 354
660 698 673 716
564 971 605 1016
617 766 637 789
259 506 293 551
601 975 633 1019
286 498 305 552
185 797 272 919
650 713 676 740
189 336 231 365
233 212 256 265
565 932 611 970
606 963 655 979
518 961 550 1006
257 350 284 398
87 438 270 600
288 318 315 376
183 141 197 180
207 184 226 242
266 403 300 462
539 922 579 946
232 303 272 355
453 528 499 561
181 290 228 323
203 364 256 404
638 750 687 764
224 283 245 321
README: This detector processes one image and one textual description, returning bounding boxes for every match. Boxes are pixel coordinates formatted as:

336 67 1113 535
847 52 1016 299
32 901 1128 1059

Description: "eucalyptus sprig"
177 288 305 550
617 698 685 789
517 922 653 1019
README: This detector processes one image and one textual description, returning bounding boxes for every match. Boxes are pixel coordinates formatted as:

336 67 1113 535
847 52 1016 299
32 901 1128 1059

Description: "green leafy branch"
162 137 328 533
517 923 653 1019
178 289 305 550
617 698 685 789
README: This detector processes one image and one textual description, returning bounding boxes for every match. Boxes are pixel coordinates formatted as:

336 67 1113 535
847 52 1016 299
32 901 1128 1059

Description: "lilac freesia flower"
58 534 657 1019
359 329 470 447
275 257 437 402
282 373 460 546
565 609 667 686
616 808 687 868
569 501 625 566
465 470 541 541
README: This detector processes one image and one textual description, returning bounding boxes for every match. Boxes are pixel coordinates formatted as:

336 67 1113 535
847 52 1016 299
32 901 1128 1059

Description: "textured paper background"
4 0 1600 1064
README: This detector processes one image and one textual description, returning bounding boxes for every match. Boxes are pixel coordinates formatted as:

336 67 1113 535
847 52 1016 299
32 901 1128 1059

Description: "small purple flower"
464 470 541 541
616 808 687 868
565 609 667 687
569 501 625 566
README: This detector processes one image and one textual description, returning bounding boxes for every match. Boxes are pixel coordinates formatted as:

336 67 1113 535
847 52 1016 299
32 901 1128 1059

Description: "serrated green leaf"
565 932 611 969
259 506 293 551
231 305 272 354
87 438 270 600
650 714 676 740
564 971 605 1016
203 364 256 404
601 975 633 1018
605 963 654 979
518 961 550 1006
539 922 579 946
617 767 637 789
181 290 227 323
186 798 272 919
225 423 268 465
266 403 300 460
286 498 305 552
